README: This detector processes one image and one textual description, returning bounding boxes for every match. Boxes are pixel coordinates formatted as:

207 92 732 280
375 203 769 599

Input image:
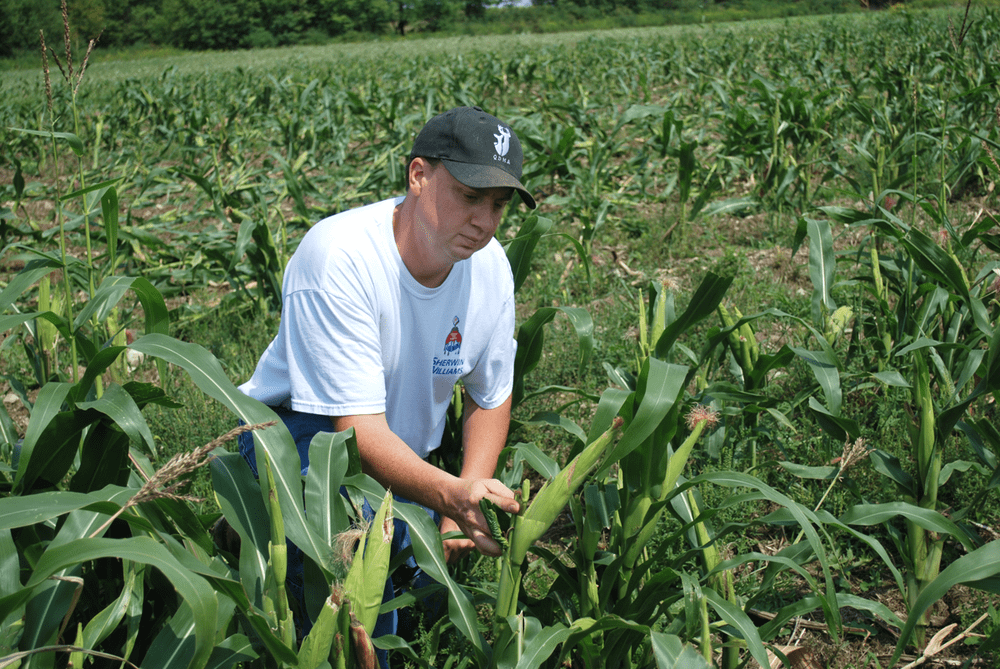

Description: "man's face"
411 159 513 264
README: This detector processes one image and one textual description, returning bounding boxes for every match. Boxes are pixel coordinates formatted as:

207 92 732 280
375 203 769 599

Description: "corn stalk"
492 418 623 665
904 350 944 648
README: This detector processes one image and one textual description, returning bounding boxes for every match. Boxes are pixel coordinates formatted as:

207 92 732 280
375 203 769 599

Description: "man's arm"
439 392 513 562
332 404 517 559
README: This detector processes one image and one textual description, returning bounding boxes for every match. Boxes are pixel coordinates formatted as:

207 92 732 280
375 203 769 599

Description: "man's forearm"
331 413 456 513
459 392 512 480
333 398 517 557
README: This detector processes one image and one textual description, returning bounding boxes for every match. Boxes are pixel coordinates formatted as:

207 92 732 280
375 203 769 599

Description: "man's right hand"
443 477 519 558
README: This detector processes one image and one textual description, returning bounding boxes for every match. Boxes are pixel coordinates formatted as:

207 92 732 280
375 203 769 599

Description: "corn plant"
815 161 1000 653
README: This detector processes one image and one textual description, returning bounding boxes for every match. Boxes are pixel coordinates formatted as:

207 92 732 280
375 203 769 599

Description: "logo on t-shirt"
443 316 462 355
434 316 465 376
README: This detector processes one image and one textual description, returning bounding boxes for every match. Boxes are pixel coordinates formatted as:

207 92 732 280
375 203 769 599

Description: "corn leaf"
1 537 218 669
703 588 770 669
597 359 686 479
504 214 553 295
512 619 572 669
128 334 332 575
304 429 356 550
655 271 733 358
513 306 594 406
839 502 975 551
888 540 1000 667
0 259 63 314
210 452 270 608
687 470 842 637
651 632 712 669
204 635 257 669
806 217 837 325
9 128 84 156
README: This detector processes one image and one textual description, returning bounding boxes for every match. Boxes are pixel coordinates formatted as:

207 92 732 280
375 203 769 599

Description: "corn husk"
508 417 623 566
343 495 394 635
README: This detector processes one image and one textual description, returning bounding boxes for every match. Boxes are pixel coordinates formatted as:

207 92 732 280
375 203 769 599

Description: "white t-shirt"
239 197 516 459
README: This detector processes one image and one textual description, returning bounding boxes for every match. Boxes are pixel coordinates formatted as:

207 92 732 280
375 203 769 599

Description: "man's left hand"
440 516 476 563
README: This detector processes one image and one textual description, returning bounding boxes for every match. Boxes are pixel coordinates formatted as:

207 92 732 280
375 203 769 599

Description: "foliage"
0 0 966 57
3 4 1000 668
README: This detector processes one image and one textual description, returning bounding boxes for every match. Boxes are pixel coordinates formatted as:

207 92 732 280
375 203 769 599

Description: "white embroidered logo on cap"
493 125 511 158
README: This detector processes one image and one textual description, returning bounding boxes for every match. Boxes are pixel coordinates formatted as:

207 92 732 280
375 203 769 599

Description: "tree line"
1 0 873 59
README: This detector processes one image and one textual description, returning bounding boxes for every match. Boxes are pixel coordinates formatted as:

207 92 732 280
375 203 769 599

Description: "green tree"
260 0 315 45
419 0 460 31
464 0 501 18
311 0 390 35
161 0 264 49
0 0 61 57
98 0 168 48
67 0 105 41
392 0 461 35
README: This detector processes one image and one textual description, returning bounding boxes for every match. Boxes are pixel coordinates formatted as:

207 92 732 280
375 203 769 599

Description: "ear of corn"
260 450 295 647
508 416 623 567
621 414 711 568
343 495 394 635
826 305 853 346
349 610 378 669
298 596 340 669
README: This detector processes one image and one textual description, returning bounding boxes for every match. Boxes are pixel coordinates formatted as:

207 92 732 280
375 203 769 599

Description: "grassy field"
2 3 1000 667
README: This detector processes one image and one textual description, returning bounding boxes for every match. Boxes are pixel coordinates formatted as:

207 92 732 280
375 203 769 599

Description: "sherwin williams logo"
443 316 462 355
434 316 464 376
493 125 511 165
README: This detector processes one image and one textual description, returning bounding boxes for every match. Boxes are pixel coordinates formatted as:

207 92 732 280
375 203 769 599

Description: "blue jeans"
238 408 443 667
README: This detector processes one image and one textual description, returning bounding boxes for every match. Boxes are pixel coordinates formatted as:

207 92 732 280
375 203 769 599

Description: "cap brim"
442 160 537 210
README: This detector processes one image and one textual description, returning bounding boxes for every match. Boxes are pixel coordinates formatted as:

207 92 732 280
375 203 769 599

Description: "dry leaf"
754 645 823 669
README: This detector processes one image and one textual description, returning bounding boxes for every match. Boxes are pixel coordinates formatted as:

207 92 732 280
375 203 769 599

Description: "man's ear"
408 157 429 195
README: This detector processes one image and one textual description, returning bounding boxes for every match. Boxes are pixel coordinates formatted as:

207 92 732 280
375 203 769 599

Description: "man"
236 106 535 652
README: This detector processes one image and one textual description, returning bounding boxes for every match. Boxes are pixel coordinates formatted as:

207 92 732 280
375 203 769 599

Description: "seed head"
39 30 53 121
89 421 277 539
838 438 871 473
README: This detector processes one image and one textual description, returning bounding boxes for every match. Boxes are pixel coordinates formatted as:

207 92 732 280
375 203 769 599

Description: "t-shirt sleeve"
462 292 516 410
282 286 387 416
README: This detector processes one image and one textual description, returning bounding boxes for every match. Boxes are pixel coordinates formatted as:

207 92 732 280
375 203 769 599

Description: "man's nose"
470 202 496 232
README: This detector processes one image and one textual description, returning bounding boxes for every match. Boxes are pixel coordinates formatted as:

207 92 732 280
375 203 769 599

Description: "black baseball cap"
409 106 536 209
